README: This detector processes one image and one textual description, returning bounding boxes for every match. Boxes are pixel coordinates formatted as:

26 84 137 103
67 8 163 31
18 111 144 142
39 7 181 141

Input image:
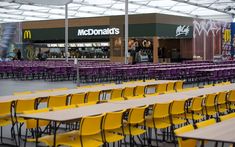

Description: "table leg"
53 121 57 147
200 140 204 147
35 119 39 147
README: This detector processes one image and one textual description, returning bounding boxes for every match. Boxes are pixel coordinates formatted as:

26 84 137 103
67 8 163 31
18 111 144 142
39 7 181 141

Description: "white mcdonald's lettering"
77 28 120 36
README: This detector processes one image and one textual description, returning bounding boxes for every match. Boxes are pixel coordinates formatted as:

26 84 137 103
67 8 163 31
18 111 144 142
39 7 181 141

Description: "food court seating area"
1 80 235 146
1 60 235 84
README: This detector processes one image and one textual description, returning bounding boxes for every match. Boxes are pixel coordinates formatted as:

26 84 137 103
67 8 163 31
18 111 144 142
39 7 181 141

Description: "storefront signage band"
77 27 120 36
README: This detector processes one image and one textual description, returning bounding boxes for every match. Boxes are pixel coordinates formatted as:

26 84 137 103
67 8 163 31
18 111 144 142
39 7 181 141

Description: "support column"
124 0 128 64
65 4 69 62
153 36 159 63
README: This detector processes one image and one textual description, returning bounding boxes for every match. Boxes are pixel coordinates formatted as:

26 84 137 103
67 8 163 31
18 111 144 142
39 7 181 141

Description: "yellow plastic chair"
203 93 217 118
166 82 175 93
109 88 124 102
196 118 216 129
92 110 126 145
22 109 50 146
0 101 13 144
47 95 68 108
13 91 32 96
186 97 204 123
134 86 146 97
37 114 104 147
113 106 148 146
222 81 231 85
219 112 235 121
123 87 140 100
175 81 184 92
144 102 172 145
174 125 197 147
57 114 105 147
170 99 188 125
70 93 86 105
14 99 36 123
156 83 167 94
85 91 101 104
227 90 235 111
216 92 228 114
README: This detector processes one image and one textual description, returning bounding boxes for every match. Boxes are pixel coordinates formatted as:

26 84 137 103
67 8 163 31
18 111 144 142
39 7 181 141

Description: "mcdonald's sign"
23 30 32 39
224 29 231 43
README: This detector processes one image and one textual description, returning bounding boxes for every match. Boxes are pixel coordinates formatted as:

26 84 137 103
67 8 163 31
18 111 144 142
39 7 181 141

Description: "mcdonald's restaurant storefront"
22 13 194 63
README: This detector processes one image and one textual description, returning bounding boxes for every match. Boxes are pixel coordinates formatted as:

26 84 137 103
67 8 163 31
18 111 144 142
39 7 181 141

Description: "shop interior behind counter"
36 42 110 59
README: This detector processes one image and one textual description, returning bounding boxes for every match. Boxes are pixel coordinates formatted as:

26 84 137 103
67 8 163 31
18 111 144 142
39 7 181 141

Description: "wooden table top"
19 83 235 122
0 80 176 102
177 118 235 144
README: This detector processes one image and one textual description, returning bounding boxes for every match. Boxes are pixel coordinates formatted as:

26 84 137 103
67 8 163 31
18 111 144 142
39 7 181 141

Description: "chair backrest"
228 90 235 102
70 93 86 105
80 114 104 136
152 102 171 118
170 99 187 115
110 88 123 100
128 105 148 124
15 99 36 114
102 110 125 130
204 93 217 107
13 91 32 96
156 83 167 94
134 86 145 96
48 95 67 108
0 101 12 117
216 91 227 105
175 81 184 91
196 119 216 129
190 97 203 112
166 82 175 92
123 87 135 98
219 113 235 121
174 125 197 147
86 91 100 103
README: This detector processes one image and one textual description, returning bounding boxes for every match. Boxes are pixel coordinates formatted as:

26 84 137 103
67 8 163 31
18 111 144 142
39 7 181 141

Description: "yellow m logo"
23 30 32 39
224 29 231 42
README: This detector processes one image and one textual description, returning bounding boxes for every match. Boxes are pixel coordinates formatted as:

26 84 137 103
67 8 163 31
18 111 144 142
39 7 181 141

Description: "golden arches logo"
224 29 231 42
23 30 32 39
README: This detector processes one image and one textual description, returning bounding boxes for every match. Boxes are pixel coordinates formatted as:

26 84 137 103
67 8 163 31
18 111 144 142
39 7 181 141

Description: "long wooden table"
177 118 235 146
0 80 175 102
19 83 235 147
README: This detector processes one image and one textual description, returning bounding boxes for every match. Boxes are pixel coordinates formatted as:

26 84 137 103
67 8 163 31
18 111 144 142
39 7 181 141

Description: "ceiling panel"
0 0 234 23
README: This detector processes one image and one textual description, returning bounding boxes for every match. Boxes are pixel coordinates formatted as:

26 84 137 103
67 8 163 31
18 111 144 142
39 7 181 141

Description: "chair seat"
37 133 72 146
203 108 217 116
0 119 11 127
113 126 146 136
170 117 187 125
144 117 171 129
58 136 103 147
92 131 124 143
185 113 204 120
